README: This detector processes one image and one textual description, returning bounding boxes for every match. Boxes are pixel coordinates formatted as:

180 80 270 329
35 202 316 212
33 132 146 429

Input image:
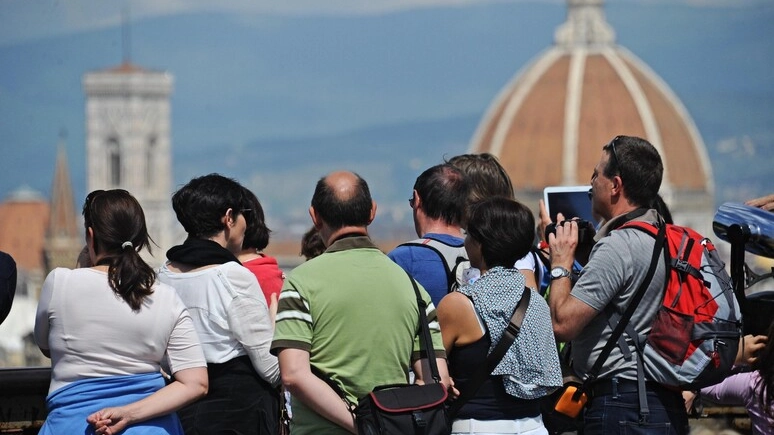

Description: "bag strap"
447 288 532 417
581 221 666 389
407 270 442 383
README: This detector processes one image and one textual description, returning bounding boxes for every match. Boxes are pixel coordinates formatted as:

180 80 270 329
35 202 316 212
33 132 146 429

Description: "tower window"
146 136 156 187
107 137 121 186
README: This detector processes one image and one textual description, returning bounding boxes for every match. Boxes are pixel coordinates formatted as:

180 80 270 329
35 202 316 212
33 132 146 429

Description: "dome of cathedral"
470 0 714 228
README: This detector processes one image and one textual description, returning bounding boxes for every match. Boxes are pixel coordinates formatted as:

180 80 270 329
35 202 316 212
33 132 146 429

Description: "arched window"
146 136 156 187
107 137 121 186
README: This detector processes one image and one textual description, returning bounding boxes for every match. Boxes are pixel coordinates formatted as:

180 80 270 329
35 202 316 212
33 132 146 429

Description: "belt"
451 416 543 434
589 378 675 398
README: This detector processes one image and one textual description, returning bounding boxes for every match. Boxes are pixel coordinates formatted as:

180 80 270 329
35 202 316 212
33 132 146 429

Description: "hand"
736 334 767 366
548 213 578 267
538 199 553 243
681 390 697 415
87 407 131 435
746 193 774 212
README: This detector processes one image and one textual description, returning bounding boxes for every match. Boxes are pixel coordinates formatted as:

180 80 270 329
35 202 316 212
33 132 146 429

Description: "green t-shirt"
272 236 445 435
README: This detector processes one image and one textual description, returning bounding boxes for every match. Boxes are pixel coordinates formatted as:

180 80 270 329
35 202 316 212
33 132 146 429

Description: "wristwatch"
550 266 571 281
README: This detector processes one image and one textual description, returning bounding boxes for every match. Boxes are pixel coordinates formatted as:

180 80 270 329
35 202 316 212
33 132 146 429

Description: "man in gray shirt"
548 136 689 434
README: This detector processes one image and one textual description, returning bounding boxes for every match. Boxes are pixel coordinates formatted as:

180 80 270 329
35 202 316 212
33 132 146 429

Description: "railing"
0 367 49 434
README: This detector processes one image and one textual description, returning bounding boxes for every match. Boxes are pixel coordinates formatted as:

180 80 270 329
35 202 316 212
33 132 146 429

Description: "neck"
324 226 368 247
419 219 464 238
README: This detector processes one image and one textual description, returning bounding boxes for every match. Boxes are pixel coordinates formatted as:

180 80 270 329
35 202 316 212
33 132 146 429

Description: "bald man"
271 171 450 434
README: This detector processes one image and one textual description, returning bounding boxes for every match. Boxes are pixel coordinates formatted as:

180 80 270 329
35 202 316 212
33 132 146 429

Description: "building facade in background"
83 62 176 264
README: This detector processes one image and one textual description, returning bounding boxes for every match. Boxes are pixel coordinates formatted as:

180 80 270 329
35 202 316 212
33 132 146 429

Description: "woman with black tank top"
438 197 563 435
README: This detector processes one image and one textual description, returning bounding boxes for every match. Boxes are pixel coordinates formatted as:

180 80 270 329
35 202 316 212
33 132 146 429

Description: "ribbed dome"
470 0 714 229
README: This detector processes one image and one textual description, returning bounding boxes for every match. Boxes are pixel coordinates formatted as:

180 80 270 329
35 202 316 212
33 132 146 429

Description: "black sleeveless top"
449 331 541 420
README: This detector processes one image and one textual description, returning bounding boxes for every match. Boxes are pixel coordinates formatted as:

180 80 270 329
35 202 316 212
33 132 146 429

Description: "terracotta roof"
470 0 713 197
0 200 50 272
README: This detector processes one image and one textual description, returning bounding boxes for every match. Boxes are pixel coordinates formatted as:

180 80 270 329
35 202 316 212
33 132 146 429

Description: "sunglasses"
606 136 621 175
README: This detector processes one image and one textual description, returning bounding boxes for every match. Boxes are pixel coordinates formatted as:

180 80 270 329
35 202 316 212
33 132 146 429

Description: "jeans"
582 388 689 435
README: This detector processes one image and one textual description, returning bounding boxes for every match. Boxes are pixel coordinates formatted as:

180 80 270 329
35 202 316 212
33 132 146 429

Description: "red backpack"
621 221 742 388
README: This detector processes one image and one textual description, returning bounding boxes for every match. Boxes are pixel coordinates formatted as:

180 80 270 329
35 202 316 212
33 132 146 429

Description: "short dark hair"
241 187 271 251
466 197 535 268
414 164 468 226
602 136 663 209
172 173 247 239
311 172 372 229
82 189 155 311
300 226 326 260
446 153 514 203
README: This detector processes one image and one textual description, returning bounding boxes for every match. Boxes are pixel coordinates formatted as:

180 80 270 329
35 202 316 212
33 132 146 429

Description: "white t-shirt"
157 261 280 386
34 267 206 394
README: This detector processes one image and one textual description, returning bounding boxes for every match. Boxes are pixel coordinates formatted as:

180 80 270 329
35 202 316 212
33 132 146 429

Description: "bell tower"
83 62 175 264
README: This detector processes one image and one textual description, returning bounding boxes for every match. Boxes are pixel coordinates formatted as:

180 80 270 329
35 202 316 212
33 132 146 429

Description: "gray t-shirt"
569 210 666 381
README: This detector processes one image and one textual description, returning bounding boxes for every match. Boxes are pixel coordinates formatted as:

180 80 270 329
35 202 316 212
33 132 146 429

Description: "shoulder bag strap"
581 221 666 388
447 288 532 417
407 271 442 383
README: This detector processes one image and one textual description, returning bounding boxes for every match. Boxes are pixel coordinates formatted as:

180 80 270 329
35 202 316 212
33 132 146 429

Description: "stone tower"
83 62 175 264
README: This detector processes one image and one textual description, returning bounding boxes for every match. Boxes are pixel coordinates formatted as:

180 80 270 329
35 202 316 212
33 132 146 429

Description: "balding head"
311 171 374 230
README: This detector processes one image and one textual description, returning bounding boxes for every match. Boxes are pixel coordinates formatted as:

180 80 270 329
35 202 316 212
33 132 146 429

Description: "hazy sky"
0 0 766 46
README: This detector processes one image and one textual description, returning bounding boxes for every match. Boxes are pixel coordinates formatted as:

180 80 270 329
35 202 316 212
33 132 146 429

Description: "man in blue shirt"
389 164 469 306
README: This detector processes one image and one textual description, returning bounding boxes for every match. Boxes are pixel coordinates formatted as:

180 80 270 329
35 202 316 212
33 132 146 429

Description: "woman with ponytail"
34 189 208 435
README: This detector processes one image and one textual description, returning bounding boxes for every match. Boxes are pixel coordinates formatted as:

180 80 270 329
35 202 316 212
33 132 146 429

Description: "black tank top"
449 331 541 420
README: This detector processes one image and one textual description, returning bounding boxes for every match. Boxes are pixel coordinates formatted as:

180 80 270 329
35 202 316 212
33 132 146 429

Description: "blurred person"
447 153 540 290
34 189 207 435
438 197 562 435
0 250 16 325
300 226 325 261
389 163 470 306
684 320 773 434
158 174 280 435
272 171 450 434
237 186 285 306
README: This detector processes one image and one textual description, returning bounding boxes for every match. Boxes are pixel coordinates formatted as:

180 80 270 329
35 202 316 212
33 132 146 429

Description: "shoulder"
437 291 472 317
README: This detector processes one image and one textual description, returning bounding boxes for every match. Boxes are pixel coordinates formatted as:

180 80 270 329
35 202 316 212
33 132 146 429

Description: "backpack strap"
399 238 468 292
579 222 666 423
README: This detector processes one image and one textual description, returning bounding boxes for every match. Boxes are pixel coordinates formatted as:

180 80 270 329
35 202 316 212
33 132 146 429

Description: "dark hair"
651 193 673 225
414 164 469 226
311 172 372 229
754 319 774 419
300 226 326 260
466 197 535 268
172 173 247 239
602 136 663 209
83 189 155 311
446 153 514 203
241 187 271 251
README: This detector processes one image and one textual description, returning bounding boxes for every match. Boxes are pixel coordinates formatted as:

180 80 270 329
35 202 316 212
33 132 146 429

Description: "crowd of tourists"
13 135 774 434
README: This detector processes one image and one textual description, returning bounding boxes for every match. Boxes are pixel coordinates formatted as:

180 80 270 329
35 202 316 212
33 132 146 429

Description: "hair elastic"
121 241 134 249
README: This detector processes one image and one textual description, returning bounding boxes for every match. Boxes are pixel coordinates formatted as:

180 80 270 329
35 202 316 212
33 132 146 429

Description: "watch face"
551 267 569 279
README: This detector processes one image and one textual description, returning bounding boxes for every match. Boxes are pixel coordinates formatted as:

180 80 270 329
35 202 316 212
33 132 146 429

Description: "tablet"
543 186 595 223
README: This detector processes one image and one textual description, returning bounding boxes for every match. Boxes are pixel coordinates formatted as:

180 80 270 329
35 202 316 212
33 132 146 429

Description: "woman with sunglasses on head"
34 189 208 435
437 197 562 435
157 173 280 435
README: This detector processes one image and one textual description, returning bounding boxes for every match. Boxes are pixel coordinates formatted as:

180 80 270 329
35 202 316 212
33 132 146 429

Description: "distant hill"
0 1 772 240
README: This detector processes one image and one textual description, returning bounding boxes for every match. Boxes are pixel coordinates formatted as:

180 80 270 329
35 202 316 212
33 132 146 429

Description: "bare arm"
547 216 598 342
87 367 208 435
278 348 356 434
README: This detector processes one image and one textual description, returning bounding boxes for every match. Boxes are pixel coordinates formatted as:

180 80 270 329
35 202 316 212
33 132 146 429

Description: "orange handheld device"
553 384 588 418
